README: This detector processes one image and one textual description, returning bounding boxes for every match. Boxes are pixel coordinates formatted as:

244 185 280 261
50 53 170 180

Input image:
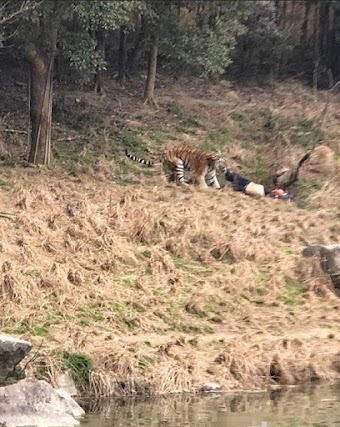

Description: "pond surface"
80 383 340 427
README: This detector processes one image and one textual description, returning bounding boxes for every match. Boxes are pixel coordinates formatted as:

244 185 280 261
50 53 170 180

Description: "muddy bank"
27 326 340 398
81 383 340 427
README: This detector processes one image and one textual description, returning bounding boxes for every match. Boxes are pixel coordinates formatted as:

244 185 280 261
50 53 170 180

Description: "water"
80 383 340 427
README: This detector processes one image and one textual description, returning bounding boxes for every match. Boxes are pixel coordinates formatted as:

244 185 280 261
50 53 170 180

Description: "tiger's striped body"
125 146 221 189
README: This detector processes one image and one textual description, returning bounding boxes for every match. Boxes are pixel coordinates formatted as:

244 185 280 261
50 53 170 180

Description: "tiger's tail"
125 149 154 167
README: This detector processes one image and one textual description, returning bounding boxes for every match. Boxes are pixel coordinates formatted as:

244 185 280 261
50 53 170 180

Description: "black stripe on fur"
125 149 154 167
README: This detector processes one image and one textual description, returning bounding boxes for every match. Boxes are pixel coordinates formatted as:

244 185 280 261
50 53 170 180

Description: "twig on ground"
0 212 17 220
3 129 27 135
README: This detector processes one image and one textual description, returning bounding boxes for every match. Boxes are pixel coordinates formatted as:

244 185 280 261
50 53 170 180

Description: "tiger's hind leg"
173 158 189 185
168 172 176 182
193 171 209 188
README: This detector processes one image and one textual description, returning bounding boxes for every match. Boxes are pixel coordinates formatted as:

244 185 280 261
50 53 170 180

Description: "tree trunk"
177 2 181 22
27 49 53 165
281 0 287 27
126 14 147 75
94 29 105 95
274 0 282 26
320 2 330 71
328 6 338 77
143 32 159 106
301 1 311 43
313 3 320 91
118 26 127 84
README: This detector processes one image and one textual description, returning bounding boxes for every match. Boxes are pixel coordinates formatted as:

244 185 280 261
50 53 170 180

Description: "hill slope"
0 74 339 396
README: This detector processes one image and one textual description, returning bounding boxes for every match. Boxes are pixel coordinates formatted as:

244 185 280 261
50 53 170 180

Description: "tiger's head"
215 158 236 182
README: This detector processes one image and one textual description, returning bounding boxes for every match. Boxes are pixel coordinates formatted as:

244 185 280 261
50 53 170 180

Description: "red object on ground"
271 189 285 197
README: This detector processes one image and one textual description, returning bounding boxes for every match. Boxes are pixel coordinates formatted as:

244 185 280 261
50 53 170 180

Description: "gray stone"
0 335 32 384
56 372 78 397
302 243 340 289
0 377 85 427
201 382 221 393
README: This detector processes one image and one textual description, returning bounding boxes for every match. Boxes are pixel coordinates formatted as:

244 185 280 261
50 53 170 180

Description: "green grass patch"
172 256 212 281
260 109 276 133
204 295 237 316
108 302 125 314
256 269 270 296
25 269 42 278
297 178 324 202
31 326 49 337
200 128 233 152
76 303 104 326
278 278 308 306
186 304 206 318
1 325 29 335
148 130 169 146
276 116 322 148
115 275 139 289
283 248 294 257
167 103 200 129
137 356 153 373
108 302 142 331
1 323 49 337
240 293 251 301
114 159 141 186
289 118 322 147
0 178 12 191
53 97 103 132
204 296 222 316
123 317 140 331
210 247 234 263
163 316 202 333
60 352 93 384
240 154 270 182
162 303 203 333
144 266 153 276
53 144 105 176
229 112 245 122
116 128 148 153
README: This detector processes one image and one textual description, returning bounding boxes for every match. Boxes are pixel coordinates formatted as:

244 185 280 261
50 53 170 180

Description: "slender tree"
72 1 141 92
17 1 72 165
143 32 159 105
2 1 140 165
126 13 148 75
118 26 128 85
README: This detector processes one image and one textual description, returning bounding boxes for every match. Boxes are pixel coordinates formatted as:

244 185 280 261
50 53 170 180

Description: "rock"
302 244 340 289
56 372 78 397
56 388 84 418
200 382 221 393
0 378 85 427
0 335 32 385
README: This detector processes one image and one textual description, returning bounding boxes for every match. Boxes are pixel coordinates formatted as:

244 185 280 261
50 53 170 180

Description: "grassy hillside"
0 72 339 396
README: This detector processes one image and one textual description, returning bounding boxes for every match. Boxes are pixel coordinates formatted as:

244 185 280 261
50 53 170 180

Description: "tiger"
125 146 221 189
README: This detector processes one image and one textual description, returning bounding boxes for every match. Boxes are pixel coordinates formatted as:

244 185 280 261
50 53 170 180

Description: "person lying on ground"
224 169 293 201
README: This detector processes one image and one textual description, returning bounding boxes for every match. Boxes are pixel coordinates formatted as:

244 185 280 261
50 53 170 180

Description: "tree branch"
0 1 41 27
272 79 340 189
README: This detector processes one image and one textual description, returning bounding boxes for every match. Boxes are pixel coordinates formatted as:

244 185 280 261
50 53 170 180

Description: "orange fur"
126 146 221 188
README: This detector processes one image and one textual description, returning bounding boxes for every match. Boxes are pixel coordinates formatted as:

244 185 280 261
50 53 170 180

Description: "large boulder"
0 377 85 427
302 243 340 289
0 335 32 384
56 372 78 397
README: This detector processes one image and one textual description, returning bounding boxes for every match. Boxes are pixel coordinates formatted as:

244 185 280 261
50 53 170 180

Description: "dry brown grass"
0 77 340 397
0 168 339 397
